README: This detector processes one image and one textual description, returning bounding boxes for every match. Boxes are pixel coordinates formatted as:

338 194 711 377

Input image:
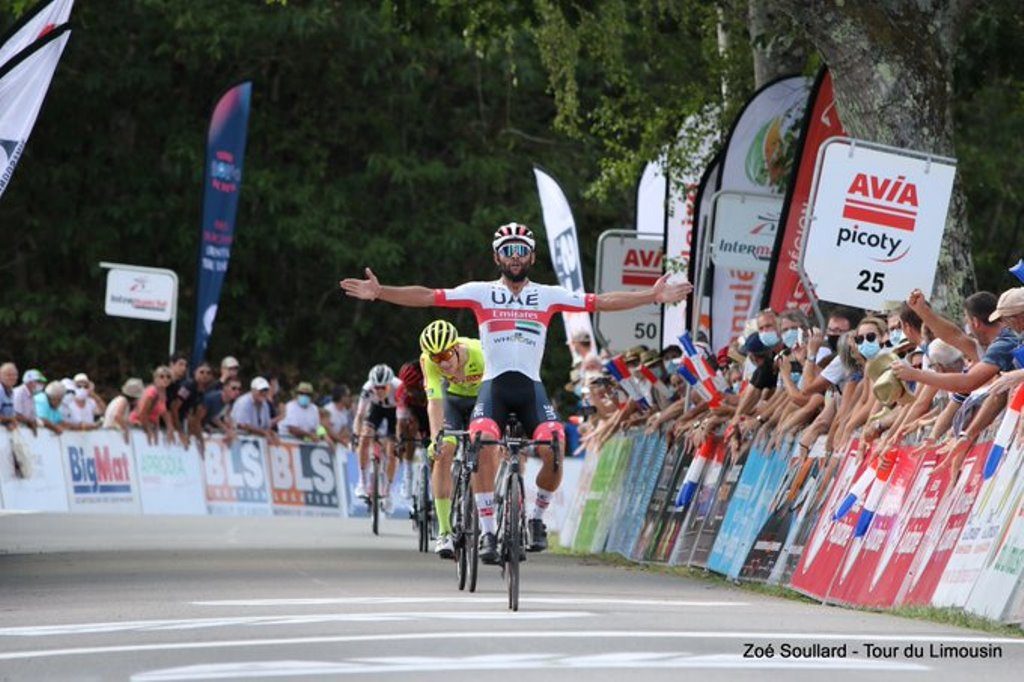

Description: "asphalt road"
0 512 1021 681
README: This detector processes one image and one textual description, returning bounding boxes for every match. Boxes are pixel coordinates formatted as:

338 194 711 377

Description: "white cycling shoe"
434 534 455 559
354 482 368 500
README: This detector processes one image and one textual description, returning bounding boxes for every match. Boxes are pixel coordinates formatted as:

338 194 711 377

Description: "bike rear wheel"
468 496 480 593
417 462 431 552
505 473 522 612
453 475 468 590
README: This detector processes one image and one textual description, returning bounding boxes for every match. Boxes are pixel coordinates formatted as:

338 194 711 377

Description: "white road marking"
189 596 748 608
130 653 929 680
0 611 592 637
1 630 1020 661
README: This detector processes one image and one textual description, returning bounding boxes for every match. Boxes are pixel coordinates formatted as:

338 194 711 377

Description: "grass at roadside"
550 533 1024 638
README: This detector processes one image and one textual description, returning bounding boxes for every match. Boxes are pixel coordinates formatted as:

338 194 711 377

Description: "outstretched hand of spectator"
990 369 1024 396
339 268 383 301
906 289 930 315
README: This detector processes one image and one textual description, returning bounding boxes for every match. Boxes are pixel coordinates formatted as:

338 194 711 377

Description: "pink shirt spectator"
129 386 167 425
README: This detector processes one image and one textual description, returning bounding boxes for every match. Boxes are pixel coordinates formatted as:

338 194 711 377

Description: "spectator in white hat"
65 373 106 427
231 376 277 442
12 368 45 434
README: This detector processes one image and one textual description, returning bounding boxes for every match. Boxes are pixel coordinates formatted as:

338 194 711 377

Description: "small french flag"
675 437 714 508
605 357 651 411
677 332 724 407
984 384 1024 480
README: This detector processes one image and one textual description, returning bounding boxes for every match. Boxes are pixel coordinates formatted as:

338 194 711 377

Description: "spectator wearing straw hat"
103 378 145 437
278 381 324 441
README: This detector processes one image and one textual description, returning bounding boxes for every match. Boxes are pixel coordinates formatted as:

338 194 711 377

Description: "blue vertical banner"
192 81 252 365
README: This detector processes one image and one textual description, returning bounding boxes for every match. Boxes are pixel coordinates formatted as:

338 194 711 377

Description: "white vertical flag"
0 25 70 201
635 159 667 237
0 0 74 69
533 164 597 357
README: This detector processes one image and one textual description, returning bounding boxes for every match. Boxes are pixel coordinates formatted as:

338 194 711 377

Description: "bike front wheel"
505 474 522 611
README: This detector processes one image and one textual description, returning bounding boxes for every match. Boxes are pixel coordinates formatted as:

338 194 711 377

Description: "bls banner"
764 67 845 312
203 436 272 516
61 430 141 514
267 440 343 516
192 81 252 366
0 23 70 202
802 138 956 310
533 165 595 356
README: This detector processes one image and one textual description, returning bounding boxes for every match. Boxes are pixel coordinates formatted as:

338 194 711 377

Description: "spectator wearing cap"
214 355 240 390
34 381 66 433
64 375 103 430
103 378 145 439
894 288 1024 394
231 376 276 442
170 361 214 446
12 368 45 433
130 366 177 445
0 362 18 429
199 376 241 438
278 382 324 441
324 385 354 446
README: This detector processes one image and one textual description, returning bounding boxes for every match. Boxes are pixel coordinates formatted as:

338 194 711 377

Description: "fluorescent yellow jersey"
422 337 485 399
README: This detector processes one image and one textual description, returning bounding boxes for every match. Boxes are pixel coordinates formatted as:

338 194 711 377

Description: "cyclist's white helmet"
368 364 394 386
492 222 536 252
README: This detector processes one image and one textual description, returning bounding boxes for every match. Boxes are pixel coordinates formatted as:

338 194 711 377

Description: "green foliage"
0 0 620 395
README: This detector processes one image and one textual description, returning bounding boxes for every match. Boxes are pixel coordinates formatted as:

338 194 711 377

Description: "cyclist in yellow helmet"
419 319 485 558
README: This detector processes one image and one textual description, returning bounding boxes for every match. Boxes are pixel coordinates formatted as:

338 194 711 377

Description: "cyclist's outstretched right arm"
340 268 434 307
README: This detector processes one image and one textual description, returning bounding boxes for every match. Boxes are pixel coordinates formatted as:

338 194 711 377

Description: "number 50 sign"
802 137 956 310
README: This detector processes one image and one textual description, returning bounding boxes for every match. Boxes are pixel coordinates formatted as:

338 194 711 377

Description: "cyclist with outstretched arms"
354 364 403 510
341 223 692 563
418 320 486 558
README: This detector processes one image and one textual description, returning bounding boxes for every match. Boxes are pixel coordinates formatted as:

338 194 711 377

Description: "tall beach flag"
763 67 845 312
192 81 252 365
0 0 73 69
0 23 70 202
635 159 667 238
533 165 596 357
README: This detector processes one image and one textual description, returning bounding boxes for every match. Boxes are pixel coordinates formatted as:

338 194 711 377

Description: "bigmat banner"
0 428 68 511
132 431 206 515
203 436 272 516
192 81 252 366
0 23 69 201
0 0 73 68
267 441 343 517
802 138 956 311
533 165 595 355
710 75 809 351
764 67 845 312
61 430 141 514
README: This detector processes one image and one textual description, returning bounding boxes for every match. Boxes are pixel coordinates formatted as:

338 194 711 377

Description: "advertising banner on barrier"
707 438 776 575
826 446 923 606
607 434 666 557
132 431 206 515
267 440 343 517
764 68 845 313
931 439 1024 608
0 427 68 512
788 444 866 599
339 447 412 519
203 436 272 516
769 437 833 585
573 437 630 553
899 448 985 606
559 445 600 548
669 438 725 565
61 430 141 514
689 442 748 568
965 488 1024 621
634 438 688 561
802 138 956 311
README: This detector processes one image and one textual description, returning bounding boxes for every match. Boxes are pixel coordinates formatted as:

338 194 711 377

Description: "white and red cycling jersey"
433 280 596 382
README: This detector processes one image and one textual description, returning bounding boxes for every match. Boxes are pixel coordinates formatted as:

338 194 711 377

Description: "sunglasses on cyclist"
497 243 532 258
854 332 878 344
430 348 456 363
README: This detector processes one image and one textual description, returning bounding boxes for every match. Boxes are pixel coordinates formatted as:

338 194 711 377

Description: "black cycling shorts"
471 371 558 437
443 394 478 431
366 404 396 437
405 404 429 436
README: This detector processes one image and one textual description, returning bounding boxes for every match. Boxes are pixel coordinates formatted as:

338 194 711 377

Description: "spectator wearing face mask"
63 377 102 430
278 381 325 441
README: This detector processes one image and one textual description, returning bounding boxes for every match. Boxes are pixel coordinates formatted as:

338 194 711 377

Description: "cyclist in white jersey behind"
341 223 692 562
354 364 403 510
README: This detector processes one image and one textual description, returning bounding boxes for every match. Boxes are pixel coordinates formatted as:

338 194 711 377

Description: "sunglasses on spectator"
430 348 456 363
497 243 531 258
853 332 878 344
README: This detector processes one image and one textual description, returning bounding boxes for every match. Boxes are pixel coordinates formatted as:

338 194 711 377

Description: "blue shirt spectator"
981 327 1023 372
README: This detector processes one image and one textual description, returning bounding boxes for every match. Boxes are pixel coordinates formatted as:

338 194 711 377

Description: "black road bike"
438 430 479 591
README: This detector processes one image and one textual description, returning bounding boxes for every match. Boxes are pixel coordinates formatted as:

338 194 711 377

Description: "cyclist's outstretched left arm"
340 268 434 307
594 273 692 311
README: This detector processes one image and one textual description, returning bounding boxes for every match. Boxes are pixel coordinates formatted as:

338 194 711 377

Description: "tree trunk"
748 0 808 88
774 0 978 314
